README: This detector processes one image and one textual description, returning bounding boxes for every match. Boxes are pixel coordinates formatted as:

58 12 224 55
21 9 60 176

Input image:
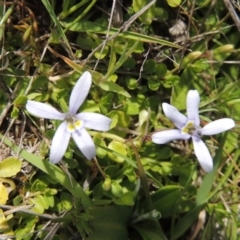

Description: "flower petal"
72 128 96 160
187 90 200 127
162 103 188 129
152 129 190 144
201 118 235 135
76 112 112 131
50 121 71 164
69 71 92 114
26 100 65 120
192 136 213 172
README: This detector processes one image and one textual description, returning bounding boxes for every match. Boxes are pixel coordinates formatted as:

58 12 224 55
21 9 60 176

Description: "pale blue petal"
192 136 213 172
50 121 71 164
72 128 96 160
187 90 200 127
69 71 92 114
152 129 190 144
201 118 235 136
26 100 65 120
162 103 188 129
76 112 112 131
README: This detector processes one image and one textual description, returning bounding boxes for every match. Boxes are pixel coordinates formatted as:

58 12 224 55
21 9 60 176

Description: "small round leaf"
0 182 8 204
0 158 22 178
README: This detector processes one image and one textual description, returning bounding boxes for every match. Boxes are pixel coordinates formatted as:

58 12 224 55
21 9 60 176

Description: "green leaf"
13 95 27 107
158 146 172 159
126 78 138 90
148 76 161 91
0 157 22 177
104 165 121 178
108 110 131 137
122 58 136 70
124 98 140 115
99 93 114 114
99 81 131 98
87 205 131 240
44 193 55 208
156 63 167 76
112 192 135 206
31 179 47 192
108 141 127 163
154 7 168 21
106 40 140 78
152 186 182 217
61 192 73 210
38 194 50 209
132 221 167 240
166 0 181 7
30 75 48 90
212 44 234 61
109 110 131 127
111 181 124 198
95 137 107 158
0 209 10 231
102 178 111 191
93 182 104 199
15 216 38 240
144 59 156 73
29 196 45 213
132 0 155 25
163 74 179 88
11 106 19 119
171 204 204 240
196 134 227 205
180 51 202 69
0 183 8 204
81 100 100 112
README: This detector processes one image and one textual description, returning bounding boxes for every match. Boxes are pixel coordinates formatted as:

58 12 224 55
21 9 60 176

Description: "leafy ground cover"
0 0 240 239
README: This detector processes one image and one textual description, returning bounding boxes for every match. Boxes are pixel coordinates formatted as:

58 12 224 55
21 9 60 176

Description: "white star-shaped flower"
26 71 112 164
152 90 235 172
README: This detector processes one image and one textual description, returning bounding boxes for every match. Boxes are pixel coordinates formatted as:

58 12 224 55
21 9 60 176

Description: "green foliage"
132 0 155 25
87 205 132 240
0 0 240 239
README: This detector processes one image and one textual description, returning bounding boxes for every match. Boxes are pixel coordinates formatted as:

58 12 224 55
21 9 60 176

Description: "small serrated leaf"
29 196 45 213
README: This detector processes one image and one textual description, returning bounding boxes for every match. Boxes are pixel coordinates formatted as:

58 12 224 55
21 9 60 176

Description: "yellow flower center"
64 113 84 133
66 119 83 133
181 120 195 135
